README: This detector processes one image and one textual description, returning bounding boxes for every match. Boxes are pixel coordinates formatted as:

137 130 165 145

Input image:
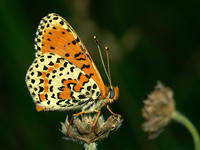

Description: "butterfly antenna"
94 36 112 87
105 46 112 88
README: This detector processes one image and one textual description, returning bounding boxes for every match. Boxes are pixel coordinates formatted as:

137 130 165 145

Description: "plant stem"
84 143 97 150
172 111 200 150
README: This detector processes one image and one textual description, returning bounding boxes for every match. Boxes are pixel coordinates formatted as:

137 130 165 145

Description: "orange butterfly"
26 13 119 134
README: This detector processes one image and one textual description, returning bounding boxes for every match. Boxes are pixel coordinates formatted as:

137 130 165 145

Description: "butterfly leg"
107 105 121 117
92 110 101 134
67 111 88 137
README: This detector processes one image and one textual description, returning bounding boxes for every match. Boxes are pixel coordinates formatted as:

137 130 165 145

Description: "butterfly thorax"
81 86 119 112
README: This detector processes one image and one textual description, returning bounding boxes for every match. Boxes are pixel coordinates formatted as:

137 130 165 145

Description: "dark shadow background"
1 0 200 149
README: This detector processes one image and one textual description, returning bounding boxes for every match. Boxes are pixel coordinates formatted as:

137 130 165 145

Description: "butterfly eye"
109 88 115 99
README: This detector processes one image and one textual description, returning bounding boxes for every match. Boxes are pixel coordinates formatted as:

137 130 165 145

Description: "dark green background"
1 0 200 149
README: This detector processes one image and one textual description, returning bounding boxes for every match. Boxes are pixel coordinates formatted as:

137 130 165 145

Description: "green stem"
172 111 200 150
84 143 97 150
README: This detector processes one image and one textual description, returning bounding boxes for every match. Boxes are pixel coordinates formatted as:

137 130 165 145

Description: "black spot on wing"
39 79 44 84
43 66 48 70
89 73 94 77
76 37 80 42
59 21 64 25
86 54 92 62
67 83 76 89
72 40 76 45
59 67 64 71
48 61 54 66
56 58 64 63
85 74 91 79
81 64 90 70
48 79 52 84
78 95 86 99
49 86 53 92
65 99 70 104
76 58 86 60
61 79 66 83
82 79 89 86
77 72 83 81
87 86 91 91
51 93 56 99
45 94 48 100
93 84 97 89
65 53 70 57
38 87 44 93
72 99 79 103
74 52 82 58
37 71 42 77
64 62 68 67
46 73 50 78
31 79 35 84
70 67 75 72
50 46 55 49
58 86 65 91
56 99 65 105
66 28 70 32
53 17 59 20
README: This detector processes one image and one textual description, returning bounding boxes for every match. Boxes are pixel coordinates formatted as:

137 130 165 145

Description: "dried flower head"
142 81 176 139
61 114 122 144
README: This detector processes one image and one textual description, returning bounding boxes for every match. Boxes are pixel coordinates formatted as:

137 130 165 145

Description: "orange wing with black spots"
34 13 107 98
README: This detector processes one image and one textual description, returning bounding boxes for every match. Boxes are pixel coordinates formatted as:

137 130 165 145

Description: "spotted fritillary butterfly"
26 13 119 126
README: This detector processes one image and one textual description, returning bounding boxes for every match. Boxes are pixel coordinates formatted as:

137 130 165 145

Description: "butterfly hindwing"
26 53 101 111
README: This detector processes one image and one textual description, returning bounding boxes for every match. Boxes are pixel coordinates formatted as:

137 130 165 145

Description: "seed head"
61 114 122 144
142 81 176 139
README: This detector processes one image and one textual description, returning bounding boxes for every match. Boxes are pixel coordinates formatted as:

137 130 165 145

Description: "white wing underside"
26 53 102 111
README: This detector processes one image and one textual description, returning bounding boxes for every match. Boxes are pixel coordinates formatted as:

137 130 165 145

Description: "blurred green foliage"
0 0 200 149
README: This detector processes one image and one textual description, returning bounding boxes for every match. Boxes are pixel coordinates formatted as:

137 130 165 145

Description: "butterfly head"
108 86 119 103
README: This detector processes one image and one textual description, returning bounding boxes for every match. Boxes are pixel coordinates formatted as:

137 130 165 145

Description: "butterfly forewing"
34 13 107 97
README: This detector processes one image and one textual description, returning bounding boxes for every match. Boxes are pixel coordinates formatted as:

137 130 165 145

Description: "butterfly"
26 13 119 134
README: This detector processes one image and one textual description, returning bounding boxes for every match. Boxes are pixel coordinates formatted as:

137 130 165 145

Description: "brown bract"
142 81 175 139
61 114 122 144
